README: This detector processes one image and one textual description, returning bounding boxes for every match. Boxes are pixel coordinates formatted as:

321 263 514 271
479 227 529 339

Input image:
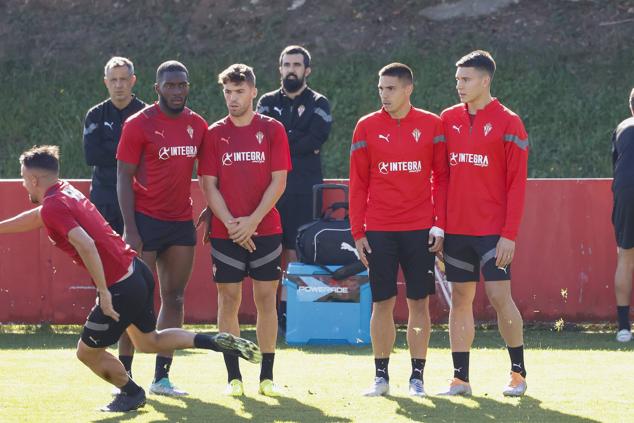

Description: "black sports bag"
295 184 361 266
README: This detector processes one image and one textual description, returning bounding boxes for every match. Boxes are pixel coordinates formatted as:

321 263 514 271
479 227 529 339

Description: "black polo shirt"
83 96 146 204
257 87 332 195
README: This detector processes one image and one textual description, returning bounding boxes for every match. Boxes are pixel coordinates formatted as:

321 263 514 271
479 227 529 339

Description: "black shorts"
613 186 634 249
210 234 283 282
277 193 313 250
95 203 124 236
81 258 157 348
444 234 511 282
366 230 435 302
135 212 196 253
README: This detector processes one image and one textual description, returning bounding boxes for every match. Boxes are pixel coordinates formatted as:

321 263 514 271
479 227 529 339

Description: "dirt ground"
1 0 633 68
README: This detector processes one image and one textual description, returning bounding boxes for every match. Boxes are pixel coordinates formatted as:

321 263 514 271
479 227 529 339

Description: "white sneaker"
617 329 632 342
438 378 472 396
502 372 527 397
408 379 426 397
149 378 188 396
363 377 389 397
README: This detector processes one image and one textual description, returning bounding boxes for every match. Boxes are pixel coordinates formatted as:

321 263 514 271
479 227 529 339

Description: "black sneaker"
100 389 146 412
212 332 262 364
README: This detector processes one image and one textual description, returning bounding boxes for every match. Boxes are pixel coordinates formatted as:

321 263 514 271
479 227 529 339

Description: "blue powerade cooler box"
283 262 371 345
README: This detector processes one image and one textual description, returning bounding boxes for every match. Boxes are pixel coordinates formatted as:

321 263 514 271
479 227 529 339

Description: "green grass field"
1 325 632 423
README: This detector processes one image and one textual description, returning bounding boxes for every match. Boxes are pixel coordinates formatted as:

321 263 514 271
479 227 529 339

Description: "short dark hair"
279 45 311 68
19 145 60 173
378 63 413 85
456 50 496 79
218 64 256 86
156 60 189 82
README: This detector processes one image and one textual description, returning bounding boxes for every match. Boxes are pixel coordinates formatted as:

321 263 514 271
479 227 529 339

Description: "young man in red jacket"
439 50 529 397
0 146 261 412
349 63 448 397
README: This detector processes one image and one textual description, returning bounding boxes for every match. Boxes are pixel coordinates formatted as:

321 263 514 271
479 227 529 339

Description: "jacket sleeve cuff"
352 229 366 241
500 229 517 241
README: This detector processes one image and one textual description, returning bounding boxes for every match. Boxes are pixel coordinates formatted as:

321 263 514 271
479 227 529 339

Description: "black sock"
375 358 390 381
507 345 527 377
223 353 242 382
617 306 631 331
194 333 221 351
260 353 275 382
452 352 469 382
119 355 133 378
410 358 426 382
154 356 172 382
120 378 142 396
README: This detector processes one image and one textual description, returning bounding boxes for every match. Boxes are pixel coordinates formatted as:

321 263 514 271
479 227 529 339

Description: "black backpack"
295 184 360 267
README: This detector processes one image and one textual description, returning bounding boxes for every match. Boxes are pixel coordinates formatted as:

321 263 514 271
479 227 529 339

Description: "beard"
282 74 305 93
158 93 187 114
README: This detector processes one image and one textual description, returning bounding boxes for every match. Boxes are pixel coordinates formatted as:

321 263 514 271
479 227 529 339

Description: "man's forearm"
250 173 286 223
200 177 235 226
0 207 43 234
116 171 138 232
68 227 108 291
77 242 109 291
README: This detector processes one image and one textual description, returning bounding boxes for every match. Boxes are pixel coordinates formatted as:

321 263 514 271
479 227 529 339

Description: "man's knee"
617 248 634 269
218 286 242 313
373 297 396 315
130 332 157 353
76 340 100 364
253 284 277 310
451 285 476 309
159 288 185 309
485 285 513 311
407 297 430 318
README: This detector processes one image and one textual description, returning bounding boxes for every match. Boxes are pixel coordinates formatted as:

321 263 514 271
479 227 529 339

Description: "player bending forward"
0 145 261 412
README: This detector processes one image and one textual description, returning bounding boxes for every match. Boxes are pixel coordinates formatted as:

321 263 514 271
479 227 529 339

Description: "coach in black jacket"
257 46 333 260
83 57 145 235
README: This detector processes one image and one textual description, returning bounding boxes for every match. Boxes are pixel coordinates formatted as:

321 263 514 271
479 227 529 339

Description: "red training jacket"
441 99 529 240
349 107 448 240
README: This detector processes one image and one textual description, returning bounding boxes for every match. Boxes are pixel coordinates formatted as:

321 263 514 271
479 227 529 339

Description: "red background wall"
0 178 618 324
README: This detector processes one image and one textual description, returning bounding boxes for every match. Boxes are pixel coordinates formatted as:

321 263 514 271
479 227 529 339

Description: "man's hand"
196 207 212 244
240 237 257 253
227 216 259 245
428 226 444 253
355 237 372 268
495 236 515 268
123 229 143 254
98 289 120 322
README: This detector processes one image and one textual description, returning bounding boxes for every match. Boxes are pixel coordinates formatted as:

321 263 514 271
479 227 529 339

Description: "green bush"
1 46 631 179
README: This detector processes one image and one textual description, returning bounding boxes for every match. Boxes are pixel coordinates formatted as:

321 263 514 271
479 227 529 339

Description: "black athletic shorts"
210 234 283 282
95 203 124 236
135 211 196 253
613 186 634 249
365 230 435 302
81 258 156 348
277 193 313 250
444 234 511 282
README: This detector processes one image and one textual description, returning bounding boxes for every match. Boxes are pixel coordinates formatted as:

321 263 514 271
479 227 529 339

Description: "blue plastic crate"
283 262 371 345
